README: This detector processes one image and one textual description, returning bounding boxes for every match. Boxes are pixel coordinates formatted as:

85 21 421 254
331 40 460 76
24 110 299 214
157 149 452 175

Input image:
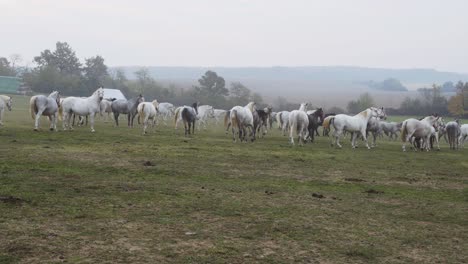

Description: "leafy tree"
104 68 131 96
441 81 455 93
229 82 251 106
192 71 229 107
326 106 345 114
447 93 464 117
251 92 264 106
194 71 228 97
34 42 81 75
447 81 467 117
367 78 407 91
28 42 84 95
0 57 16 76
83 55 108 93
347 93 375 113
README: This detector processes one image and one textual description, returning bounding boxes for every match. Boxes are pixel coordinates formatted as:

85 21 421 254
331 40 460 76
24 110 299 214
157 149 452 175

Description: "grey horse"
181 102 199 136
446 120 461 150
380 121 401 140
29 91 61 131
111 94 145 127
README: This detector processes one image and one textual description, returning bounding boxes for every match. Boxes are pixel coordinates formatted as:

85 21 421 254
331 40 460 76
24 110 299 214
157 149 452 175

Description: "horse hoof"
49 128 54 131
33 128 39 132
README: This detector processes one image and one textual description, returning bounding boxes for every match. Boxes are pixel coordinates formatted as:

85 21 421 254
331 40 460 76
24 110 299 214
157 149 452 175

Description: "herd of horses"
1 87 468 151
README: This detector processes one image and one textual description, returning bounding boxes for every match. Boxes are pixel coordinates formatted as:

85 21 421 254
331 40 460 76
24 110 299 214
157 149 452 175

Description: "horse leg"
34 107 45 131
334 130 342 148
52 112 58 131
90 113 95 132
142 118 147 135
435 133 440 150
349 132 356 148
232 127 237 142
289 125 295 145
49 115 55 131
113 113 119 127
361 129 370 149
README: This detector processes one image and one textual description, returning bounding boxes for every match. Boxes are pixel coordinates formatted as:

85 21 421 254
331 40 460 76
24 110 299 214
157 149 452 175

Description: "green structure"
0 76 21 94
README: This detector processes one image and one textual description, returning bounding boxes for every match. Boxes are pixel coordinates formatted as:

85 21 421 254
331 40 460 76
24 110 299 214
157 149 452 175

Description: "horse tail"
322 116 333 129
231 110 240 130
29 96 37 119
174 107 181 128
224 110 231 128
138 103 145 124
181 108 189 130
58 102 63 121
400 120 408 142
289 113 297 138
323 116 335 130
276 112 282 129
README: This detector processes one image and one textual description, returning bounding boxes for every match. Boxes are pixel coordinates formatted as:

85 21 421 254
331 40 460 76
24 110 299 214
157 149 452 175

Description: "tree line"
346 83 467 117
1 42 265 109
1 41 467 115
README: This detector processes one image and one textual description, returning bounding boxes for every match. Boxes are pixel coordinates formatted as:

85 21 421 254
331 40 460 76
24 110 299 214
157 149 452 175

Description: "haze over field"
2 0 468 107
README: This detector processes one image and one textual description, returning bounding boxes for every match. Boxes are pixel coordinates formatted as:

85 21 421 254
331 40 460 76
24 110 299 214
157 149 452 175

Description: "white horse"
99 99 113 122
229 102 256 142
62 87 104 132
158 102 175 125
29 91 61 131
0 95 12 126
213 109 227 125
400 115 442 152
197 105 215 130
458 124 468 148
289 103 309 145
329 107 387 149
276 111 290 136
137 100 159 135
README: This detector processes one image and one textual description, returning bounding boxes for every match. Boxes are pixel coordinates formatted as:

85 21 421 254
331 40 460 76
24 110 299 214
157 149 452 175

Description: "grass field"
0 95 467 263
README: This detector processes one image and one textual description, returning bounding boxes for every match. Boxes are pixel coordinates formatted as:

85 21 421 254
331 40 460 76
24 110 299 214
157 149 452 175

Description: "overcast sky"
1 0 468 72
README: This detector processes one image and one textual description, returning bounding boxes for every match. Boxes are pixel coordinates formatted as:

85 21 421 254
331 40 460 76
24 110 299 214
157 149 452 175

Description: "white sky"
1 0 468 72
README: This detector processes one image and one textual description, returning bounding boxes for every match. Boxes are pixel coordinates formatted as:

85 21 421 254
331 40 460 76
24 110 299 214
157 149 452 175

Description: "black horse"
307 108 324 142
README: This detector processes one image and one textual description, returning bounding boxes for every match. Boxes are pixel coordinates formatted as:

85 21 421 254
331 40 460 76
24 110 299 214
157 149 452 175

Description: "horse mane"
0 95 11 102
246 102 255 112
357 108 369 118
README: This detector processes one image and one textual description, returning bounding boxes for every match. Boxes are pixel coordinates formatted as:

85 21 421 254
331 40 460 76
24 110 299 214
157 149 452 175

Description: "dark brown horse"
307 108 324 142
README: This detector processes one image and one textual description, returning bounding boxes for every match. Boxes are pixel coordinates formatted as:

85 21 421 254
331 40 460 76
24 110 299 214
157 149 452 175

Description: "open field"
0 95 467 263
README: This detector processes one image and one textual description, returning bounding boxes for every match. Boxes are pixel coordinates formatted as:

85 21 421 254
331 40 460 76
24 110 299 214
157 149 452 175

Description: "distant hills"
112 66 468 108
115 66 468 84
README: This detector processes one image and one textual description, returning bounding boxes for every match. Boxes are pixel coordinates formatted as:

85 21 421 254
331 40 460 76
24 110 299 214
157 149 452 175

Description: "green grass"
0 94 467 263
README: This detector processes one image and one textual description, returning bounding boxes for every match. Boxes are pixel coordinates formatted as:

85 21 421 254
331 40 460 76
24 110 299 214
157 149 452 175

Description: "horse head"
192 102 199 115
371 107 386 120
299 103 308 112
137 94 145 104
6 96 12 111
208 106 215 118
264 106 273 114
94 87 104 101
315 108 324 122
152 100 159 112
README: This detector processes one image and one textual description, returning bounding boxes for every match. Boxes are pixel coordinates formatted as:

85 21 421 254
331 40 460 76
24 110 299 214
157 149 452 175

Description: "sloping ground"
0 95 467 263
